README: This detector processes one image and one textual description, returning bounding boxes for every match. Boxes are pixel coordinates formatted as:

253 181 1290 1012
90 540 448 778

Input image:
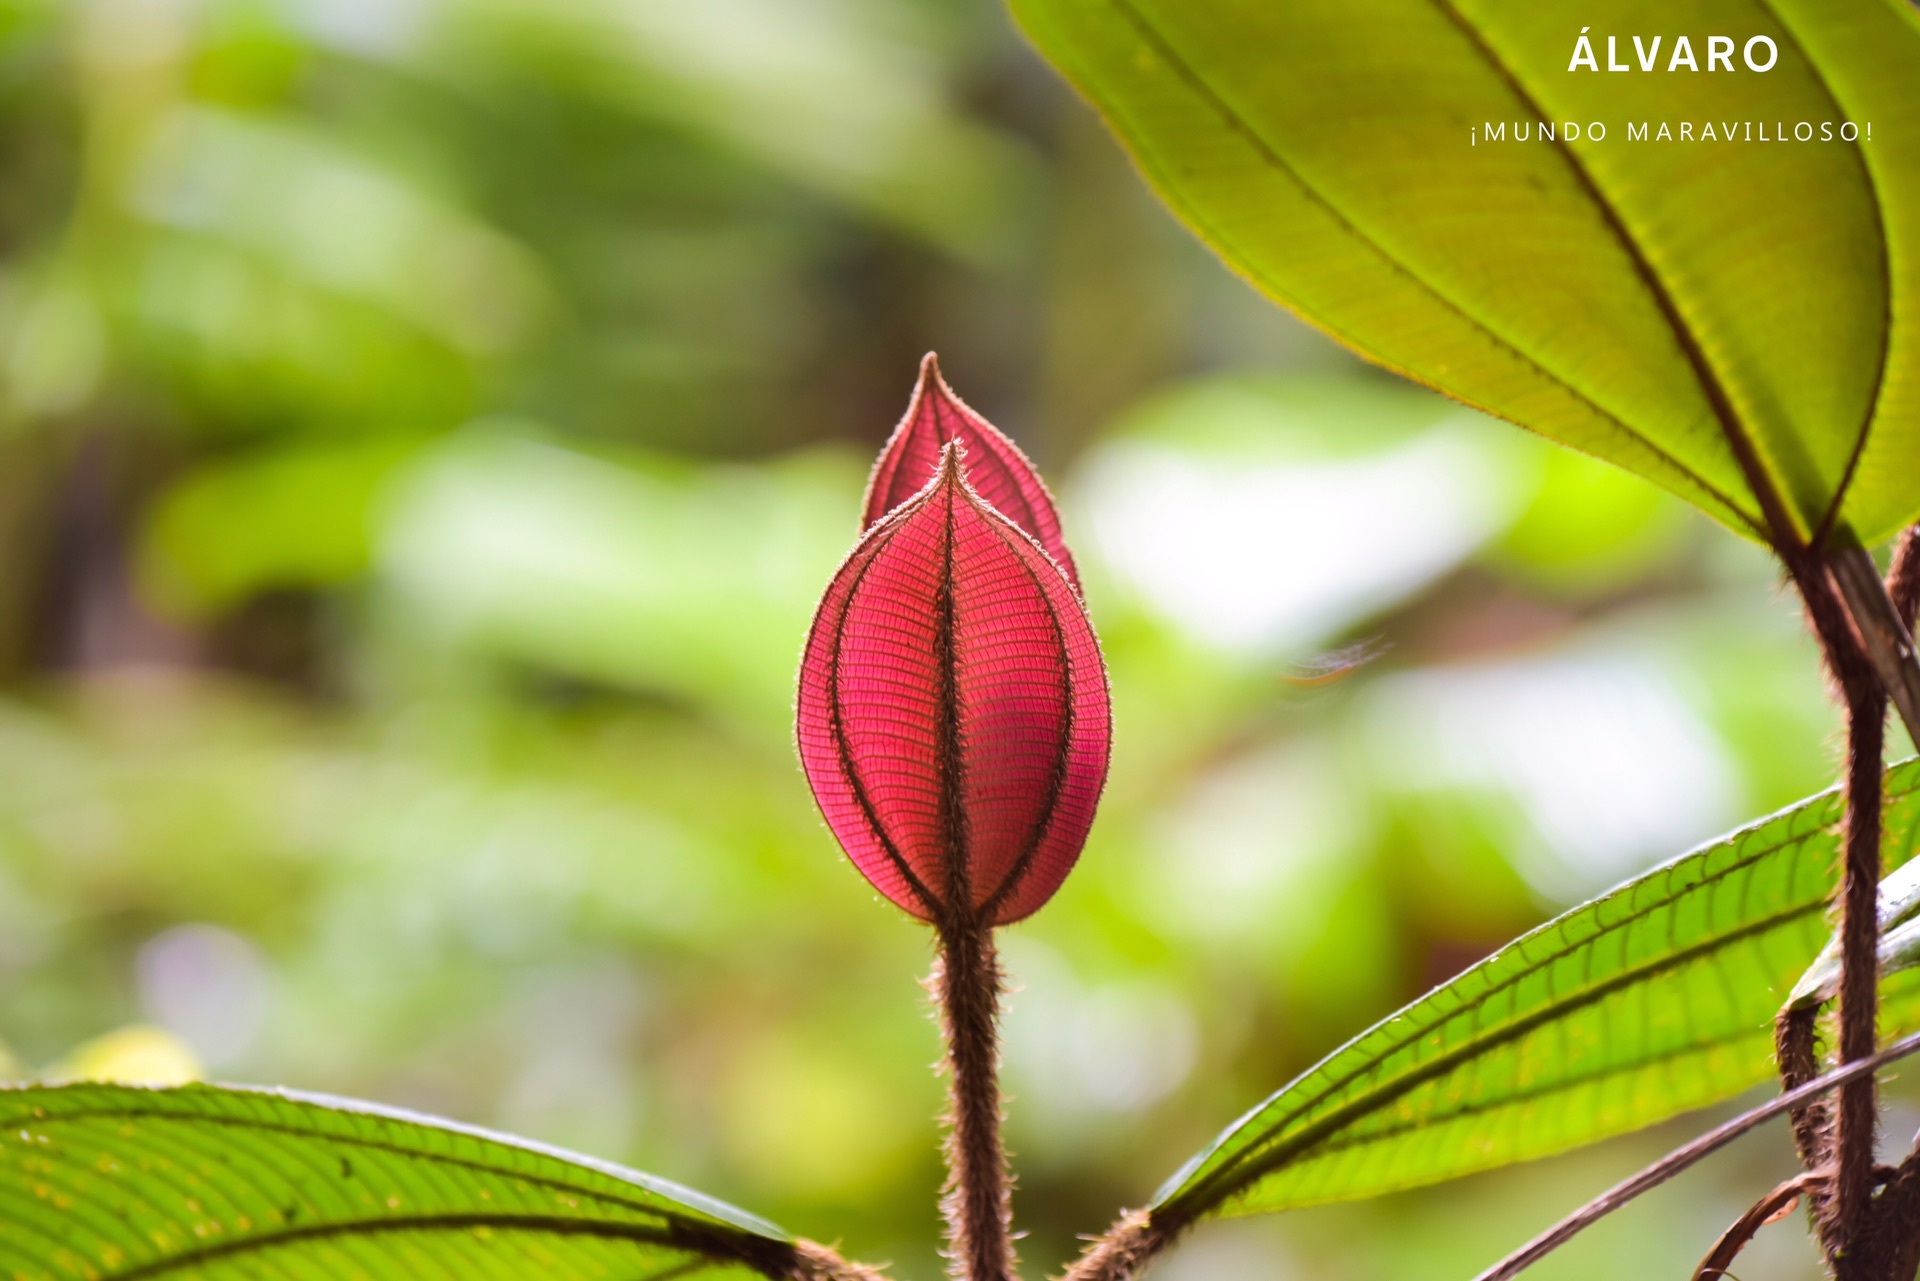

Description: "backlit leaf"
0 1083 870 1281
1149 757 1920 1221
1010 0 1920 549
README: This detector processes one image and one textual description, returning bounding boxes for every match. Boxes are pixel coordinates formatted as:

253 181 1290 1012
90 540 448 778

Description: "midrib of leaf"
1295 1020 1764 1163
1427 0 1792 546
101 1217 730 1281
1755 0 1895 546
1093 0 1765 538
1432 0 1891 551
0 1105 697 1228
0 1084 809 1281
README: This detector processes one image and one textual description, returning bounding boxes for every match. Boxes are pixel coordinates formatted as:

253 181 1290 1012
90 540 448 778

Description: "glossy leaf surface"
800 446 1110 925
0 1083 860 1281
1151 757 1920 1221
863 354 1079 589
1011 0 1920 549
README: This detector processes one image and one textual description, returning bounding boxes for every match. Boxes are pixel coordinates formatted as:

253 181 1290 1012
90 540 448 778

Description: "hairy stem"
1845 527 1920 1278
1834 671 1887 1268
1860 1159 1920 1281
1056 1209 1171 1281
791 1240 896 1281
1782 549 1886 1272
934 922 1014 1281
1776 1003 1832 1193
1888 527 1920 654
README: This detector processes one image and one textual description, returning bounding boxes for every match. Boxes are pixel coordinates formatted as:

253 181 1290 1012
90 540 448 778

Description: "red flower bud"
863 353 1079 591
799 439 1110 926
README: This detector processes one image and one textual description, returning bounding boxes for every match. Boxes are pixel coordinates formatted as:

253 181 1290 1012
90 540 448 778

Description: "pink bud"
800 439 1110 926
863 353 1079 591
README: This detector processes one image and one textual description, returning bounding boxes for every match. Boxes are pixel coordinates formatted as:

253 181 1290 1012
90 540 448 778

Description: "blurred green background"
0 1 1905 1277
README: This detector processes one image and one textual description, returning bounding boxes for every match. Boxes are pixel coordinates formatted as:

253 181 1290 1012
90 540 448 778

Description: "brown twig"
1469 1027 1920 1281
1693 1172 1819 1281
933 922 1014 1281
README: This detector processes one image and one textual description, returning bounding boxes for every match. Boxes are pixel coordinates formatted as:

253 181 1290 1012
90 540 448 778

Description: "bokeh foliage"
0 1 1896 1277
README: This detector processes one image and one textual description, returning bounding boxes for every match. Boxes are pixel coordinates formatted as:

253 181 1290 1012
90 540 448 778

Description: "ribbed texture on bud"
863 353 1079 591
799 442 1109 926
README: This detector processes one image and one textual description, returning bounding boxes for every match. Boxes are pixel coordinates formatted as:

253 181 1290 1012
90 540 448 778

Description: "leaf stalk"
1829 544 1920 749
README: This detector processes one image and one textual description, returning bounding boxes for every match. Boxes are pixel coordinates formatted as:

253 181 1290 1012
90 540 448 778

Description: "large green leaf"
0 1083 870 1280
1149 757 1920 1221
1011 0 1920 549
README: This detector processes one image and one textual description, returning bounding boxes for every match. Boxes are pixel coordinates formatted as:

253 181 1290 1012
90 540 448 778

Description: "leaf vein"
1101 0 1766 536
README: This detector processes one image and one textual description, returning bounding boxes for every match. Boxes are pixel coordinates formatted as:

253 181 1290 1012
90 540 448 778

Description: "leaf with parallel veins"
800 442 1110 926
0 1082 882 1281
1009 0 1920 552
1140 757 1920 1225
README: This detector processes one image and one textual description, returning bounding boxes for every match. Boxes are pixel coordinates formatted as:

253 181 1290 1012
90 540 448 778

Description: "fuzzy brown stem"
1837 528 1920 1278
1780 548 1885 1274
1889 527 1920 653
790 1240 894 1281
1878 541 1920 1258
1056 1209 1172 1281
1833 672 1887 1269
1776 1004 1833 1213
1859 1160 1920 1280
934 922 1014 1281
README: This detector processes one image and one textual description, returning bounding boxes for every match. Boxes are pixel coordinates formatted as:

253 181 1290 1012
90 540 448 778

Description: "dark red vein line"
92 1215 788 1281
1755 0 1897 547
935 472 971 922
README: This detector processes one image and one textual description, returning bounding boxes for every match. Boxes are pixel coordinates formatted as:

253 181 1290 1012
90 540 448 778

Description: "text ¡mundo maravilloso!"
1472 119 1871 145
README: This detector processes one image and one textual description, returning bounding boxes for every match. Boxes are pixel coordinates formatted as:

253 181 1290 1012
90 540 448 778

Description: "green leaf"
140 437 423 618
1010 0 1920 549
0 1083 863 1280
1150 757 1920 1221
